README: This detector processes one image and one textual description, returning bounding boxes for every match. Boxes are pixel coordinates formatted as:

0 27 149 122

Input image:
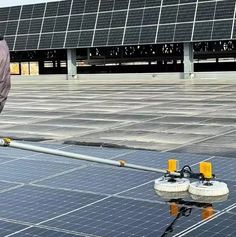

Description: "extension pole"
0 138 180 176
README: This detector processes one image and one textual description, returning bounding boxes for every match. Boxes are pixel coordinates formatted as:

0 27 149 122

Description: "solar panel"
44 196 217 237
0 141 234 236
36 165 157 195
0 159 79 183
0 185 105 223
0 0 235 51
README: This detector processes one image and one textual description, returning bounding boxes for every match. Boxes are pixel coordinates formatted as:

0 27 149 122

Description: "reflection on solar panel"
0 142 235 236
0 0 235 51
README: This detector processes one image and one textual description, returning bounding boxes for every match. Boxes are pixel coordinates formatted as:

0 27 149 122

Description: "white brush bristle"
154 177 190 193
190 193 229 203
188 181 229 197
155 190 189 200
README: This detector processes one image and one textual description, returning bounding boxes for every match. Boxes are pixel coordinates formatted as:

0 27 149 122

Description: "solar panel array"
0 0 235 51
0 142 235 236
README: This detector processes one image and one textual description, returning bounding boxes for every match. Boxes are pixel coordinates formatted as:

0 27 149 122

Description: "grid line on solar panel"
121 0 131 44
63 0 73 48
91 0 102 47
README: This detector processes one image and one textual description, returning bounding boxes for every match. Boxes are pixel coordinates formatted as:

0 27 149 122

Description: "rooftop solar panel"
44 196 219 237
0 142 234 236
0 0 235 51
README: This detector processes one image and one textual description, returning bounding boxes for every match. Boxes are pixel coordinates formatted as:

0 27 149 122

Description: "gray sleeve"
0 40 11 113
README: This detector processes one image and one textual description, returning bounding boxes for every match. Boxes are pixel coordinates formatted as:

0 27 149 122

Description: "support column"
87 48 90 61
67 49 77 79
184 43 194 79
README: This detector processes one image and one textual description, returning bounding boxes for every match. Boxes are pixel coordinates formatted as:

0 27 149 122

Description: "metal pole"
0 138 180 176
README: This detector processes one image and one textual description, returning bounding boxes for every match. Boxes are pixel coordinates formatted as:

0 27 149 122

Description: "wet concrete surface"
1 77 236 158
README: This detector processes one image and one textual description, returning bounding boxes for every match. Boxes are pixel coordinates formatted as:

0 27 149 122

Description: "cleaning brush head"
154 177 190 192
188 180 229 197
190 192 229 203
154 159 190 196
154 159 190 193
155 189 189 200
188 162 229 197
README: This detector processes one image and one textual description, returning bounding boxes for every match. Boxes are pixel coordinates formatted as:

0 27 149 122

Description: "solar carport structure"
0 0 235 76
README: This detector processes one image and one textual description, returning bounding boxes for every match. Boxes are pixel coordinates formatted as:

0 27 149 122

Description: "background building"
0 0 236 78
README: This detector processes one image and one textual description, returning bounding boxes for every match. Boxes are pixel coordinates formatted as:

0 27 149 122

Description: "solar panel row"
0 0 235 51
0 142 235 236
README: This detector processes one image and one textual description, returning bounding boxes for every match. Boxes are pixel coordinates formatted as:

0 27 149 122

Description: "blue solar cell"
0 220 26 236
10 227 83 237
0 185 105 223
36 165 157 195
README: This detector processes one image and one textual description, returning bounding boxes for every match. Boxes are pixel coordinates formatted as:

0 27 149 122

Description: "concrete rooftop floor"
1 75 236 158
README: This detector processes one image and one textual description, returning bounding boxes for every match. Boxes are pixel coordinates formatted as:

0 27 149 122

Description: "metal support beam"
67 49 77 79
184 43 194 79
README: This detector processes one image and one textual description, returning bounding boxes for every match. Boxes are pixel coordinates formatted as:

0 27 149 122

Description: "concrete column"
87 48 90 61
184 43 194 79
67 49 77 79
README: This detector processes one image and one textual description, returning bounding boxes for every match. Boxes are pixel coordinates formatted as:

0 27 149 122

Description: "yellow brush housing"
167 159 178 173
200 162 213 179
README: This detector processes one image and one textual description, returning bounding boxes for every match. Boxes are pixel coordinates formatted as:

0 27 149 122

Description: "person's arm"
0 39 11 113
